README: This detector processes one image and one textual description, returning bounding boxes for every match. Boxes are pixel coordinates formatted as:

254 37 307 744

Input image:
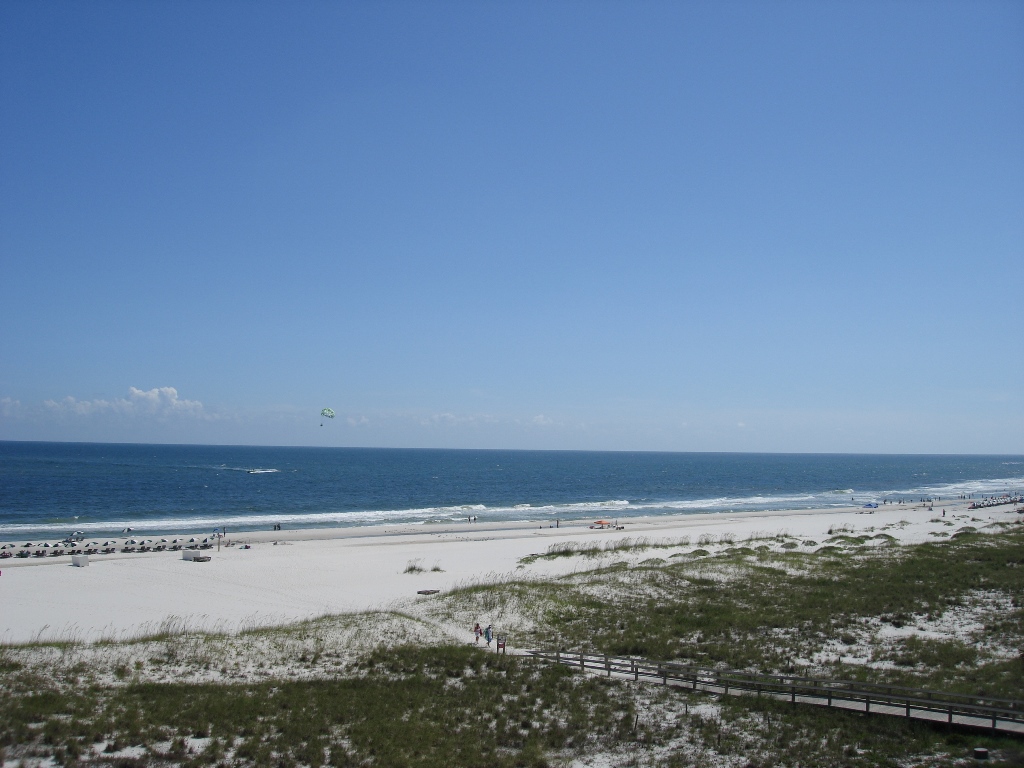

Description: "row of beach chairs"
0 542 214 559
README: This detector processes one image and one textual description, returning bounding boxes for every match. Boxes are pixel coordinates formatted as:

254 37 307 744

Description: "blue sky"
1 1 1021 452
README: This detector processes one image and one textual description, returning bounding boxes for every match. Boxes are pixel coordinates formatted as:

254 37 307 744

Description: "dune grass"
524 527 1024 697
0 645 635 768
3 643 1021 767
2 526 1023 766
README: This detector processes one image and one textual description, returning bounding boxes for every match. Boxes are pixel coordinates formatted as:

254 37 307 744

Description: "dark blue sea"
1 441 1022 539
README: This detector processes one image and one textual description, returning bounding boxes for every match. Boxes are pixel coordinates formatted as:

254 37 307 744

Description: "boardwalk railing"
527 650 1024 735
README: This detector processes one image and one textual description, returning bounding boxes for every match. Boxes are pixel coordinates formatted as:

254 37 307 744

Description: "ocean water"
0 441 1021 539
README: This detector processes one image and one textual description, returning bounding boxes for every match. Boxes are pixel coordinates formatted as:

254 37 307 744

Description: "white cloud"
419 412 478 427
532 414 553 426
0 397 23 418
43 387 207 420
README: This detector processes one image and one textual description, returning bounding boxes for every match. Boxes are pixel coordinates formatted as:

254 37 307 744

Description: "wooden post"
580 651 585 670
605 655 610 677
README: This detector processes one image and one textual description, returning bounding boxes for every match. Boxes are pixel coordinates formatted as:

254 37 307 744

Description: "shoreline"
0 505 910 564
0 500 969 549
2 499 1020 644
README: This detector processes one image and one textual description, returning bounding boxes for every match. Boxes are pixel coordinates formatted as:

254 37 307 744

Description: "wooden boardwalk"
526 650 1024 736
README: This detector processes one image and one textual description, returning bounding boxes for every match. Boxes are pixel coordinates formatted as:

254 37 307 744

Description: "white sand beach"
1 500 1020 645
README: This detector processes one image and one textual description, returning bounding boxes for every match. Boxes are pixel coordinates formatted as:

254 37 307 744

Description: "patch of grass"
827 534 870 545
883 636 979 669
0 646 634 767
533 530 1024 697
404 559 426 574
519 536 692 565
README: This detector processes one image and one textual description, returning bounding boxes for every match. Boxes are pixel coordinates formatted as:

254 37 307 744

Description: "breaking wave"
3 473 1021 539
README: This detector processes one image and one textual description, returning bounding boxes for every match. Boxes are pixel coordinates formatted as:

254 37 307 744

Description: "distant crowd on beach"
967 494 1023 510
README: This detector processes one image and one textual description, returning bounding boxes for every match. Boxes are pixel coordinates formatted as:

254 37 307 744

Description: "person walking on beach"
484 624 493 646
473 623 482 644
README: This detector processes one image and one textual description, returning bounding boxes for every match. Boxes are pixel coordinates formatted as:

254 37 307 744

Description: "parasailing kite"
320 408 335 427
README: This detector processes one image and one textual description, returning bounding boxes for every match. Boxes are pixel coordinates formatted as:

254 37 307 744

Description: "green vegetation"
519 537 692 564
520 527 1024 697
3 526 1023 766
0 646 634 767
4 643 1023 768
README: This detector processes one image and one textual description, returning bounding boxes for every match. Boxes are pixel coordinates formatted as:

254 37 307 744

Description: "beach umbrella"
188 537 197 543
